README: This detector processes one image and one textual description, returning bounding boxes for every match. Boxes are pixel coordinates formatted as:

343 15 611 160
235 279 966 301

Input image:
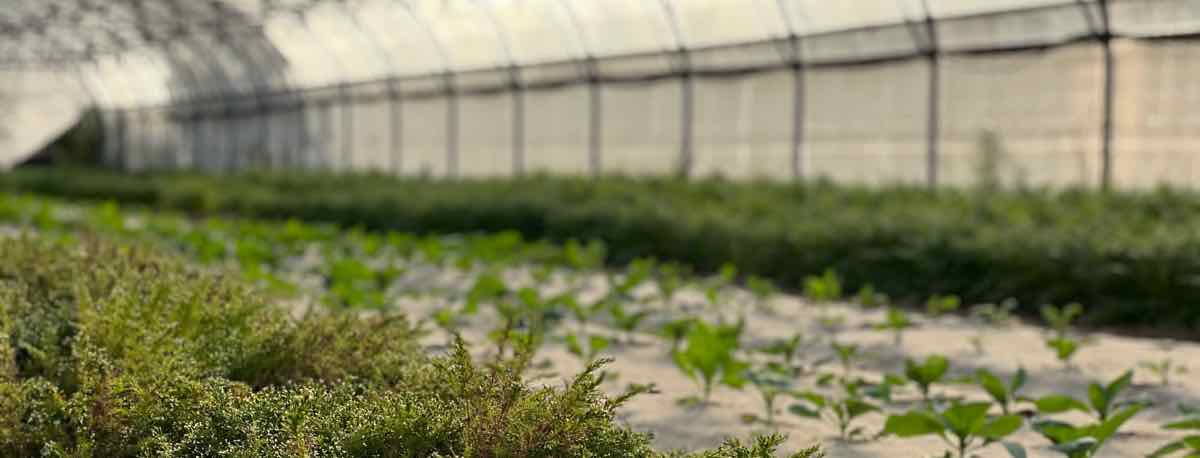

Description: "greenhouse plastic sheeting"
3 0 1200 188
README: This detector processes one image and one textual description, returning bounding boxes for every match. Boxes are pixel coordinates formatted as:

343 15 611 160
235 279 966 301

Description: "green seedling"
557 294 606 334
744 364 793 427
758 332 809 369
1042 303 1085 367
832 342 860 378
1046 336 1081 367
790 380 880 441
803 269 842 304
464 272 509 315
656 261 690 305
976 368 1027 415
884 401 1024 458
564 239 606 271
1042 303 1084 338
673 320 747 405
1149 409 1200 457
565 332 611 364
855 284 888 309
926 294 961 317
876 307 914 345
607 257 655 301
658 318 697 354
972 299 1018 327
1141 359 1188 387
704 263 739 309
1032 370 1145 458
905 355 950 405
608 301 652 344
746 274 778 313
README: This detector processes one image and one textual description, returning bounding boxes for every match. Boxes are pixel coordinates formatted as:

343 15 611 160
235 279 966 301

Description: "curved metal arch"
558 0 604 176
334 1 405 173
287 7 355 172
401 1 459 177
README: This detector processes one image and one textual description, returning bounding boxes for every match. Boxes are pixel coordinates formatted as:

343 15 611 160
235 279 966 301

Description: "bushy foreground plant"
0 236 811 457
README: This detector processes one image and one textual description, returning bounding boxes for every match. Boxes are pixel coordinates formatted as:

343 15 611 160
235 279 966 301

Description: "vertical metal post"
115 109 130 170
679 59 695 179
588 64 603 177
446 73 460 178
512 67 526 176
389 81 403 174
789 36 806 181
1098 0 1115 190
922 5 941 188
319 98 333 170
339 84 354 172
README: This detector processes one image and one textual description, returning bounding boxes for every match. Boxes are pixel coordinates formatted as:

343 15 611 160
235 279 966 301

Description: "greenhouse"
3 0 1199 187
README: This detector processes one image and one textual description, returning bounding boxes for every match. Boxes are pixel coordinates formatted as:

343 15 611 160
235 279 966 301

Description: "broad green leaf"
845 399 880 419
977 370 1008 404
589 335 611 354
794 391 827 409
789 404 821 418
1166 416 1200 430
565 333 584 357
1011 367 1027 393
1050 438 1098 455
1033 419 1087 445
1090 404 1143 445
1035 395 1091 415
906 355 950 387
978 415 1024 440
943 402 992 437
1001 441 1027 458
1148 440 1188 458
884 411 945 438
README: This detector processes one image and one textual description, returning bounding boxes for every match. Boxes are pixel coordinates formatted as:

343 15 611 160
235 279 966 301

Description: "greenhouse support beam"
511 66 526 176
446 72 460 179
1099 0 1115 190
588 61 603 177
922 3 941 189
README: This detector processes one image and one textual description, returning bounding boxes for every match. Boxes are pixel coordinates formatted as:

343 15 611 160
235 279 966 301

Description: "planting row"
3 168 1200 333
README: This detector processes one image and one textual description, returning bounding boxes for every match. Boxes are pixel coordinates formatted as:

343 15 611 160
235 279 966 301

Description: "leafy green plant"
905 355 950 405
830 342 861 378
743 364 793 427
976 368 1027 415
855 284 887 309
790 380 880 441
876 307 914 345
1149 409 1200 457
672 320 747 405
704 263 739 309
658 318 697 354
565 332 611 364
1032 370 1145 458
656 261 690 306
1141 359 1188 387
746 274 778 313
926 294 961 317
1042 303 1085 367
758 333 809 370
609 301 652 344
884 401 1024 458
803 269 842 304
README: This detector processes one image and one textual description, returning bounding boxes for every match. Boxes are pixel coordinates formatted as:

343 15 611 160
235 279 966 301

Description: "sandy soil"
384 267 1199 457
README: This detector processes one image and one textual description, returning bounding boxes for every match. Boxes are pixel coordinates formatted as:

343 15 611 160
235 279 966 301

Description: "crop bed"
1 192 1197 457
3 168 1200 334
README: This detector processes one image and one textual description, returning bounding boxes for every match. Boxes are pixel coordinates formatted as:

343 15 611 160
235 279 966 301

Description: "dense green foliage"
3 167 1199 332
0 236 811 457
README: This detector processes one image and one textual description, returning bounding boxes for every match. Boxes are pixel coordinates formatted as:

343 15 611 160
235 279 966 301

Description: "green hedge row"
0 236 805 457
3 167 1200 333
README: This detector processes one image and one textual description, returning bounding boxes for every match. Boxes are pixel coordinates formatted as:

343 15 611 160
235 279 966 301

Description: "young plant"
855 284 888 309
656 261 690 306
1032 370 1145 458
1141 358 1188 387
884 401 1024 458
658 318 697 354
969 299 1018 354
832 342 861 378
672 320 747 405
905 355 950 405
744 364 793 427
976 368 1027 415
1042 303 1085 367
704 263 739 310
790 380 880 441
608 301 652 344
558 294 606 334
564 332 611 364
875 307 914 345
746 274 778 313
1149 409 1200 457
758 332 809 370
925 294 961 317
607 257 655 302
803 269 842 304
